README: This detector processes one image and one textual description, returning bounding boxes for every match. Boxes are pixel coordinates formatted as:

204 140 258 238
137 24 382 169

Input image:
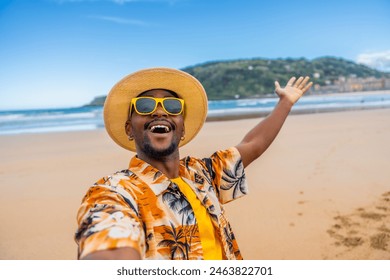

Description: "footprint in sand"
289 191 306 226
297 192 307 217
370 232 390 250
326 191 390 256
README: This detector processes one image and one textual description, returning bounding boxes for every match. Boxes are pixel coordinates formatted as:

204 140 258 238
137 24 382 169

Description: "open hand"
274 76 313 105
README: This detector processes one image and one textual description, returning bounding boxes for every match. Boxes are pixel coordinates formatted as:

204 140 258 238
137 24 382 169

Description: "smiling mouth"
149 124 171 134
145 119 175 135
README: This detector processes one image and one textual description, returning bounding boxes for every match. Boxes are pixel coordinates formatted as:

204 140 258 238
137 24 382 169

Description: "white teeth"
150 125 170 133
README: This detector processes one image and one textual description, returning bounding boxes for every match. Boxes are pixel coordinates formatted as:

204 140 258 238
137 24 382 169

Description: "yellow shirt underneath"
171 177 223 260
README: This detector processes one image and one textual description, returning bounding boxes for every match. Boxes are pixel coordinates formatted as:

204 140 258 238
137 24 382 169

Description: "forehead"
138 89 179 98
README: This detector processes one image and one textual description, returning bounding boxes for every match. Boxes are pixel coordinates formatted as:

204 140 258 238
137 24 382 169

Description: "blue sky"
1 0 389 110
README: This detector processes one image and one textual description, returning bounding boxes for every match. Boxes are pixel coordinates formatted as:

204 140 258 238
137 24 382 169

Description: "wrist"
277 97 294 111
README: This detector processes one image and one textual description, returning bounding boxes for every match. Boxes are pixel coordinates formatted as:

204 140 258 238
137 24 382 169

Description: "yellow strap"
171 177 223 260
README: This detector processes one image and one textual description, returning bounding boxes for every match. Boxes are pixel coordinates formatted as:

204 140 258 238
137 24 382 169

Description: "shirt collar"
128 156 179 196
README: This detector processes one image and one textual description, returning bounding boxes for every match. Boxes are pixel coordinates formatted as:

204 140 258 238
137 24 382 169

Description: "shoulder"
95 169 134 185
208 147 242 162
180 147 243 180
204 147 243 171
182 147 241 165
82 169 141 203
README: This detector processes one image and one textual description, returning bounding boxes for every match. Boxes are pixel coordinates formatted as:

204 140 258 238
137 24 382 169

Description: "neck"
137 150 181 179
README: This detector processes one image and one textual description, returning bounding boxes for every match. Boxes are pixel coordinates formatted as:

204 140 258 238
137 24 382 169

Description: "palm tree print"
162 184 195 225
142 222 153 252
76 149 247 260
223 226 235 254
159 183 199 259
157 222 190 259
221 160 246 199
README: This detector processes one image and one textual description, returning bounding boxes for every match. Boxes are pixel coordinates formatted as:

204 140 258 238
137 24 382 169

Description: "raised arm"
236 76 313 168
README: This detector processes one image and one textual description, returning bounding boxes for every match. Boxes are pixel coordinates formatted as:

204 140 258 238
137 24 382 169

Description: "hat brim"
103 67 208 152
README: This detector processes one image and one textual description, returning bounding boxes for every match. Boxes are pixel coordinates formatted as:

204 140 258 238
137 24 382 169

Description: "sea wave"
1 92 390 135
0 107 104 135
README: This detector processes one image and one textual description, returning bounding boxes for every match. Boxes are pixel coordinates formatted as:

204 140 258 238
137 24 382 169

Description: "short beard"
141 136 179 160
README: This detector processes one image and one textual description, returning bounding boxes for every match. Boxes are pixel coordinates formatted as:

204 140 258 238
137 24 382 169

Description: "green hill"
87 95 107 106
86 56 390 105
182 56 389 100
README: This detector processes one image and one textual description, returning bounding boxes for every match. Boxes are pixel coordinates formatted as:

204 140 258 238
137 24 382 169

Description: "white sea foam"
0 124 99 135
1 92 389 135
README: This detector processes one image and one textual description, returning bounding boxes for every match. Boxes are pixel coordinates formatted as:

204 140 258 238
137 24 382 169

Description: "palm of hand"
275 76 313 105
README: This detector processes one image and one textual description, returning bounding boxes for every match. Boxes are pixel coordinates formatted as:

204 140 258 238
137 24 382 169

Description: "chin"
142 140 179 159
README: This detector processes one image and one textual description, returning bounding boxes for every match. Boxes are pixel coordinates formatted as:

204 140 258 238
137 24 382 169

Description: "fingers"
302 81 313 93
286 77 296 87
276 76 313 92
288 76 311 89
296 76 310 89
294 77 304 88
274 81 281 95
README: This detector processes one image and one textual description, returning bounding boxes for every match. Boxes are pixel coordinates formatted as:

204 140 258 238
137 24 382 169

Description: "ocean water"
0 107 104 135
1 92 390 135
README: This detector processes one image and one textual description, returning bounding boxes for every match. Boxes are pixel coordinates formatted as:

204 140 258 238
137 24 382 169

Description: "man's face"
125 89 185 160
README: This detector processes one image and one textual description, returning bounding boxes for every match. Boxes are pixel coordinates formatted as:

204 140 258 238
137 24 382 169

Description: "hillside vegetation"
87 56 389 105
183 56 389 100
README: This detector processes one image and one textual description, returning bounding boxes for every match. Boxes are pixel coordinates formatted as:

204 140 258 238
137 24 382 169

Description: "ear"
181 124 185 139
125 119 133 138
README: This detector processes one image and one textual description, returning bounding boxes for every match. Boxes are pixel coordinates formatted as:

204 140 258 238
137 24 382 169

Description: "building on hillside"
312 76 390 94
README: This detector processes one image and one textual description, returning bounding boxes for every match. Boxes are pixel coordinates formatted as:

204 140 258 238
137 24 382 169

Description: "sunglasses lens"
135 98 156 114
163 99 183 114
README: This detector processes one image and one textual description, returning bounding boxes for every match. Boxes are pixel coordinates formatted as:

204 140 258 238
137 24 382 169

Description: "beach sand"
0 108 389 260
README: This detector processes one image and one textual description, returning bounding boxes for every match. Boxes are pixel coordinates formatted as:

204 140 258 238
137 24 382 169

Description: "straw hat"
103 67 208 152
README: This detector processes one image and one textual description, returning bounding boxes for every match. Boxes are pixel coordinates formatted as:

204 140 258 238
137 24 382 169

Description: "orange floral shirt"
75 147 248 260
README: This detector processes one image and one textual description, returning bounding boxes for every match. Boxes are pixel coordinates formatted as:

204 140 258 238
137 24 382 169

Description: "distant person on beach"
75 67 312 260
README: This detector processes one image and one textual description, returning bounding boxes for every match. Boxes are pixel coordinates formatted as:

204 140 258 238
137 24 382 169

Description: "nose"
151 103 167 117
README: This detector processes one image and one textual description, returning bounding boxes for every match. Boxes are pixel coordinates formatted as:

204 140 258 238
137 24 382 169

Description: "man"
75 67 312 260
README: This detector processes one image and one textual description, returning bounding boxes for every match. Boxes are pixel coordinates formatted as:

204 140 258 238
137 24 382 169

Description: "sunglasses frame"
130 96 185 116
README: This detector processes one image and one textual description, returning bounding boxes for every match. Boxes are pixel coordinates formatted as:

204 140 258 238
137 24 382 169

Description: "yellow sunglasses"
130 97 185 116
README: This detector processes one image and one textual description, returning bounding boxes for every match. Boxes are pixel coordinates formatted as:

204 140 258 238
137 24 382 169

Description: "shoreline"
207 103 390 121
1 90 390 136
207 89 390 121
